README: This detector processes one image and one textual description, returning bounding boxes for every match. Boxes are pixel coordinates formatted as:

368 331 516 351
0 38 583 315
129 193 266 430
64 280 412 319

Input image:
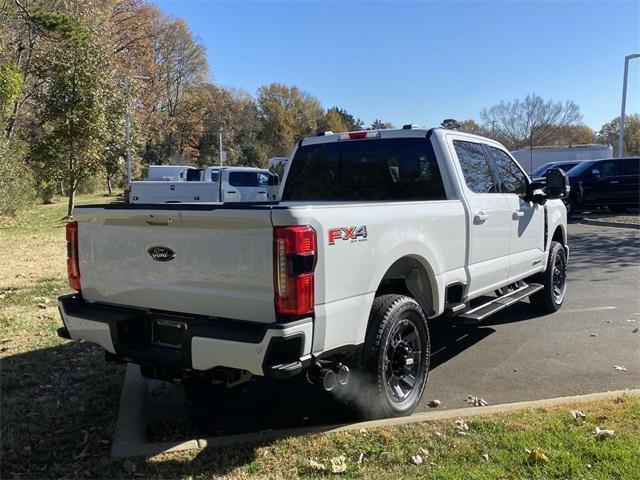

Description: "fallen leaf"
428 399 441 408
526 448 549 464
632 327 639 334
419 447 429 456
410 454 423 465
454 418 469 434
357 452 364 464
330 455 347 473
590 333 598 337
571 410 587 421
37 303 47 309
308 458 326 471
613 365 627 371
466 395 489 407
481 453 489 461
513 368 518 372
593 427 615 439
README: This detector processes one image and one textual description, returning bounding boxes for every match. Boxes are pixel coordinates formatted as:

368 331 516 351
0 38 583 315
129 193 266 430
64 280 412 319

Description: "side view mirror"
545 168 569 199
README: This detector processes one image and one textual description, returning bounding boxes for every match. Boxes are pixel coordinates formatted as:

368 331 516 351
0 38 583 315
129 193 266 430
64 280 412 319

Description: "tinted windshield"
566 161 596 176
282 138 446 201
531 162 557 177
532 162 579 177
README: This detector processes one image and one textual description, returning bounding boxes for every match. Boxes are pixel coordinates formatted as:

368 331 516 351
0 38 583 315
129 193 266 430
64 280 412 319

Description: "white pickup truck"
58 127 569 417
129 166 279 204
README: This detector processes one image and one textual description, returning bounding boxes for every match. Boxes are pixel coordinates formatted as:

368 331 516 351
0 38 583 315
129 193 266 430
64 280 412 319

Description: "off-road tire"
529 241 567 313
351 294 430 418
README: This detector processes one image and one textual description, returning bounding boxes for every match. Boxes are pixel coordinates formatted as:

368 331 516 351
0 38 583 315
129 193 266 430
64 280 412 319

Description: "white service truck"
58 127 569 417
129 166 278 204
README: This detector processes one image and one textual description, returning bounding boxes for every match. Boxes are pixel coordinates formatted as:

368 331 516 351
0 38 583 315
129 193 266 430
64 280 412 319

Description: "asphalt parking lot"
135 221 640 443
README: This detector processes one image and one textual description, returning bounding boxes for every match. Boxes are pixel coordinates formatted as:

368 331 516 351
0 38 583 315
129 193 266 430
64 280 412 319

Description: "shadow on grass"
0 341 124 479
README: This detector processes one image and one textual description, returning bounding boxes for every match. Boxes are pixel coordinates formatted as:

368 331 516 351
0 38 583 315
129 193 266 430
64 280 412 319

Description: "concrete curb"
111 375 639 458
580 218 640 230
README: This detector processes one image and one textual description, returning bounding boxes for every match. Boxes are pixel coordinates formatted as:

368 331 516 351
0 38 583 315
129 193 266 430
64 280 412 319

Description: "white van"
129 167 277 204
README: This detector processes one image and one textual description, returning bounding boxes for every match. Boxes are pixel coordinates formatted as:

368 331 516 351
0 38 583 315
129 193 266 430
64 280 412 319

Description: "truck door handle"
609 180 620 184
257 191 266 194
513 210 525 219
227 190 237 194
474 212 489 224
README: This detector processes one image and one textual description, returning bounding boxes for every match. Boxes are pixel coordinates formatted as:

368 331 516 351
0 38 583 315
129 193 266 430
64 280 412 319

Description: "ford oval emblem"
148 246 176 262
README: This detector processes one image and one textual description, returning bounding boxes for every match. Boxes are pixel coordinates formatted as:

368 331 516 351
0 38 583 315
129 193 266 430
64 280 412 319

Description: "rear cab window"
282 138 446 201
229 172 258 187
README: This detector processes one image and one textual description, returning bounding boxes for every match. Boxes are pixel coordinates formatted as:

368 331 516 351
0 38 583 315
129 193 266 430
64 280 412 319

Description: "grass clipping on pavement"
1 195 639 479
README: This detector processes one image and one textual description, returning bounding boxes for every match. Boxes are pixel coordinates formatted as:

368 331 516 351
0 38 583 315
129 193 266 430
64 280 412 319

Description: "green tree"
370 119 394 129
320 107 363 132
31 36 118 216
597 115 640 156
0 62 23 118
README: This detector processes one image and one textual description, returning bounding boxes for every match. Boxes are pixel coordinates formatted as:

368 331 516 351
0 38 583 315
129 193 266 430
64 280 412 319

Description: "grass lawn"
1 196 639 479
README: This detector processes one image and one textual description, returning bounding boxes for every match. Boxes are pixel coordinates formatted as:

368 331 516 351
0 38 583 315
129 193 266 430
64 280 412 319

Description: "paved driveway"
144 222 640 439
424 221 640 409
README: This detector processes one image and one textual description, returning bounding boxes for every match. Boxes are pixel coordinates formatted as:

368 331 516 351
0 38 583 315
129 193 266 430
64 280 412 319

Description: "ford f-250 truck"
57 127 569 417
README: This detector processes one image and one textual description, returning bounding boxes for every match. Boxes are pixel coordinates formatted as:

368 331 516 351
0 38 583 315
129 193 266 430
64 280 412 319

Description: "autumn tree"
319 107 363 133
257 83 323 156
597 115 640 156
480 94 582 150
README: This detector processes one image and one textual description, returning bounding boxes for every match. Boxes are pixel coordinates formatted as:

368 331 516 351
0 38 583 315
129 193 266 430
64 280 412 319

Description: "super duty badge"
328 226 368 245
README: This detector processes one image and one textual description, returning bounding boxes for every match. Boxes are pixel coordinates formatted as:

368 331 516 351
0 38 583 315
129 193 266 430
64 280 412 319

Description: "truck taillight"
66 221 81 291
273 226 317 315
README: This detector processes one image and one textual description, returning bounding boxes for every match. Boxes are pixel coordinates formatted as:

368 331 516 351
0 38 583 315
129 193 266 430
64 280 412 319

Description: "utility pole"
125 77 131 184
618 53 640 158
219 127 223 167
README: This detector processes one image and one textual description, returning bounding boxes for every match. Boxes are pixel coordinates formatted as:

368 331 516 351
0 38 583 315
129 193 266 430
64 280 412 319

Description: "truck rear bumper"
57 294 312 378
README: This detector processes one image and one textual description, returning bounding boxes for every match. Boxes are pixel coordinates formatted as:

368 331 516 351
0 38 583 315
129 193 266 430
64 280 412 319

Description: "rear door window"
488 147 528 195
229 172 258 187
453 140 497 193
282 138 446 201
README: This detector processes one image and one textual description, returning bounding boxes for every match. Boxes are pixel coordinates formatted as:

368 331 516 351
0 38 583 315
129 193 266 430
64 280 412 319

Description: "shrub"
0 138 36 216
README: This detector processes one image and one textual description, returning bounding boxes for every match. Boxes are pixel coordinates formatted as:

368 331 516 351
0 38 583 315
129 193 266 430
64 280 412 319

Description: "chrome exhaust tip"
307 366 338 392
335 364 350 386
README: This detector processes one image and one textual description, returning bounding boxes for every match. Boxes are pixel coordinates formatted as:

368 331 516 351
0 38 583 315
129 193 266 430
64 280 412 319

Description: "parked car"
531 160 581 178
129 167 278 204
57 127 569 418
564 157 640 216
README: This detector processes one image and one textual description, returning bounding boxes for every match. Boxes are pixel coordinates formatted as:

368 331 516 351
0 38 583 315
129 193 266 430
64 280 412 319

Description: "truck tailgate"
73 206 276 323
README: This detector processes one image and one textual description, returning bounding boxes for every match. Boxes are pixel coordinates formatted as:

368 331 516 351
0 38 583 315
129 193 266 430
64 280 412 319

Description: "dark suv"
565 157 639 216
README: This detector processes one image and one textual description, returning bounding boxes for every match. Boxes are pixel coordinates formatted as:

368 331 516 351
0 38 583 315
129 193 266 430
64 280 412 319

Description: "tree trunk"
59 180 65 196
106 176 113 195
67 188 75 218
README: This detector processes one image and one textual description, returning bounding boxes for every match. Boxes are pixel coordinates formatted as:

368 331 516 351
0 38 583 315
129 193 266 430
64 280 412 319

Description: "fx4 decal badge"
328 226 368 245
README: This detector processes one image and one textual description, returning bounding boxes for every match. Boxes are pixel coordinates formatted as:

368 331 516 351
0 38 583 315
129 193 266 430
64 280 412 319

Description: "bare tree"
480 94 582 151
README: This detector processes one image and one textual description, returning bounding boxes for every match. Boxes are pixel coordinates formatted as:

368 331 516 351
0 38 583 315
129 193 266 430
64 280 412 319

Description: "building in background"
512 144 613 173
